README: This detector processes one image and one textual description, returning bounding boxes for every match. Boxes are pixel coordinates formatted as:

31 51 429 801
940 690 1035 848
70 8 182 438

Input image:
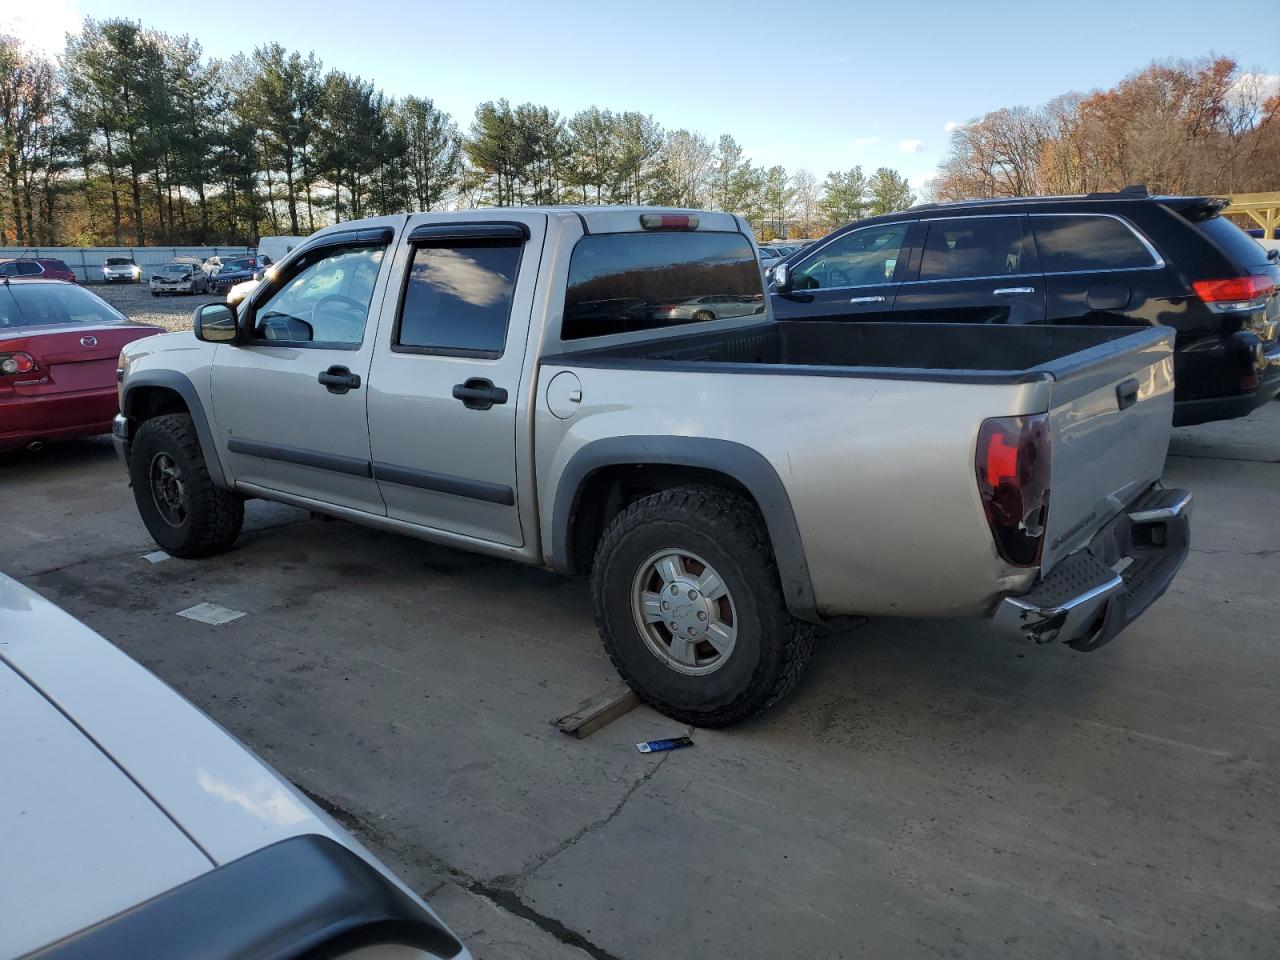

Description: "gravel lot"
93 279 223 332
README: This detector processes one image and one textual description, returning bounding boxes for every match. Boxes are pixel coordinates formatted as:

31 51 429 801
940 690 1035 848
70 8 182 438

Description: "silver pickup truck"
114 207 1191 726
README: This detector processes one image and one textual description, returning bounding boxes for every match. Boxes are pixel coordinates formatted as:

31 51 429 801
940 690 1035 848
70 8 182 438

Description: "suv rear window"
1196 216 1271 268
562 232 764 340
1031 215 1158 272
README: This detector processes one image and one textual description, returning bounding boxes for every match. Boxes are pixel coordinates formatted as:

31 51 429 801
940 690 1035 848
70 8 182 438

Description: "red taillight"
976 414 1051 567
1192 275 1275 304
640 213 700 231
0 351 37 376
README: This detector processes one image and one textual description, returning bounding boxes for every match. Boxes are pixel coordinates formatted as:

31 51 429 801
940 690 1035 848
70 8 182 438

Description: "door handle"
993 287 1035 296
452 377 508 411
1116 377 1140 411
849 295 887 304
317 365 361 394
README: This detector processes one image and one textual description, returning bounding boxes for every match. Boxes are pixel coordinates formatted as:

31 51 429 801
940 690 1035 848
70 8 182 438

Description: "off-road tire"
591 485 816 727
130 413 243 558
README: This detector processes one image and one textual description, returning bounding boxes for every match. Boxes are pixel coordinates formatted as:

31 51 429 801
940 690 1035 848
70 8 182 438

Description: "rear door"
210 225 398 514
893 215 1045 323
1030 212 1168 326
365 212 547 547
772 220 914 321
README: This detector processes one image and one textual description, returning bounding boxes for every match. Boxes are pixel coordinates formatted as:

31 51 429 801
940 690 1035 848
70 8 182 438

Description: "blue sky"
5 0 1278 191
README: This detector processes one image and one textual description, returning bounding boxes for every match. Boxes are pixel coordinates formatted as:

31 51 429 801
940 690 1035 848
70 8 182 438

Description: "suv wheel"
130 413 243 558
591 485 816 727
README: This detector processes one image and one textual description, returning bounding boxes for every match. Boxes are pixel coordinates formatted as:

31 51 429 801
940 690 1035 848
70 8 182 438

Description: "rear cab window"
562 231 763 340
1031 215 1159 272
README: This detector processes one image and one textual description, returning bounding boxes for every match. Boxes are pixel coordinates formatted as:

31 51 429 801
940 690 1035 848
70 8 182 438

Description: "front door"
894 215 1046 324
772 220 914 322
210 229 397 514
366 212 547 547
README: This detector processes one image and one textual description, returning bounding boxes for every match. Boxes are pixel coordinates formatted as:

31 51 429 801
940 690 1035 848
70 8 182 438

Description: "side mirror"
772 262 791 293
194 302 238 343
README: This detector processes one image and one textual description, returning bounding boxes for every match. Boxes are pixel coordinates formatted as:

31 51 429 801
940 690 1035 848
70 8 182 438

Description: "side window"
395 241 521 356
792 223 909 290
1032 215 1159 272
253 245 384 347
918 218 1030 281
17 261 43 276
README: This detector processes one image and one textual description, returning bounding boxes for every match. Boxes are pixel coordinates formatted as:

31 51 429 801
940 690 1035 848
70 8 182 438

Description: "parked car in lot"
150 261 210 296
771 188 1280 425
0 279 161 453
102 256 141 283
0 257 76 283
114 207 1190 726
651 293 765 322
209 255 272 294
0 573 470 960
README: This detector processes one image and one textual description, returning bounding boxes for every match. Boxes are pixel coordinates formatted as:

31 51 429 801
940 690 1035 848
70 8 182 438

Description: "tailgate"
1040 327 1175 573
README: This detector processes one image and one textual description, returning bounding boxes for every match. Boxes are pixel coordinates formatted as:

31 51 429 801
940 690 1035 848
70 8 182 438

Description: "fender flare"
121 371 230 489
551 436 819 622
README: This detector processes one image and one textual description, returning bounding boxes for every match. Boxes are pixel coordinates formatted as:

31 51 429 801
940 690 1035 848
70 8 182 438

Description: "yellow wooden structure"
1222 191 1280 236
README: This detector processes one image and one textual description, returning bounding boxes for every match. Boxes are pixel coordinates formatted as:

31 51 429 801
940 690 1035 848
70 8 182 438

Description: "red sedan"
0 279 162 453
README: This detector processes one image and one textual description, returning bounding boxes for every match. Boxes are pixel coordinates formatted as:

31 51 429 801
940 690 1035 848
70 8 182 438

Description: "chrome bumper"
993 487 1192 651
111 413 130 473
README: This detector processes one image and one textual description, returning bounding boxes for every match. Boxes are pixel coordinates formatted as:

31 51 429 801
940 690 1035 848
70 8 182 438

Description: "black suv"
770 189 1280 425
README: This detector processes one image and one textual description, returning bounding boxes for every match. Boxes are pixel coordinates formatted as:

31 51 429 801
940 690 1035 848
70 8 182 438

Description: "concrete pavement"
2 404 1278 959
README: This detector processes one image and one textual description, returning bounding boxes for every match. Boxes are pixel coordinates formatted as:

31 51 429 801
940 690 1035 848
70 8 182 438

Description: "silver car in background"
650 293 766 323
102 256 141 283
149 262 209 296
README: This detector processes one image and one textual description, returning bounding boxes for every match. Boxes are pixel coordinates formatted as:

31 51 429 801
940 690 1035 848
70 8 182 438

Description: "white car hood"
0 574 437 956
0 666 210 957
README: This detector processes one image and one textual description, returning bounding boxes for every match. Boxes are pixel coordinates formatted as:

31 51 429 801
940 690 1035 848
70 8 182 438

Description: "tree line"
0 19 914 247
932 56 1280 201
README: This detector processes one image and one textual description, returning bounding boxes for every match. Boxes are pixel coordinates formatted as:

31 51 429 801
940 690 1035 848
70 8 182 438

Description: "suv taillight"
0 351 38 376
976 414 1051 567
1192 275 1276 307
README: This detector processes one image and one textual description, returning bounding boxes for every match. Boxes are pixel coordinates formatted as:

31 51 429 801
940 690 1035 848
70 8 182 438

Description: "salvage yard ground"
4 288 1279 959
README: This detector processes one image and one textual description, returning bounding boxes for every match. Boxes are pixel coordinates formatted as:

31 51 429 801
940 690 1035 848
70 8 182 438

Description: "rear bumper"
0 389 119 452
1173 341 1280 426
993 486 1191 651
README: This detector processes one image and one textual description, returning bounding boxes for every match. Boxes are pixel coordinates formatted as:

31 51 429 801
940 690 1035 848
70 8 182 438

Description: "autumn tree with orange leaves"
932 57 1279 201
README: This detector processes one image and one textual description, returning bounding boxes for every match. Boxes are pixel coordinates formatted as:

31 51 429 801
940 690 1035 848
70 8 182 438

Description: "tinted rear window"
0 283 126 330
1196 216 1270 268
562 231 764 340
1031 215 1157 272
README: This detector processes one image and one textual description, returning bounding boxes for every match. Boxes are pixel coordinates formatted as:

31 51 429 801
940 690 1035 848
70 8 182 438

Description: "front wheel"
591 485 816 727
130 413 244 558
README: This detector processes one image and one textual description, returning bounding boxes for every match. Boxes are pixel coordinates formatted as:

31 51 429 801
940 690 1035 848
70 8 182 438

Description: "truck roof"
316 207 746 238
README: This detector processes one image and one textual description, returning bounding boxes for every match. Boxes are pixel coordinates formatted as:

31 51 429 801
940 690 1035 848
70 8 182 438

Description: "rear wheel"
130 413 243 558
692 310 715 322
591 485 815 727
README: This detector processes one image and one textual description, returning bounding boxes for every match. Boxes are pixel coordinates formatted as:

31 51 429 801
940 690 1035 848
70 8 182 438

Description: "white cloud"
1228 72 1280 106
943 120 964 132
0 0 82 58
898 138 925 154
910 172 938 189
852 136 880 147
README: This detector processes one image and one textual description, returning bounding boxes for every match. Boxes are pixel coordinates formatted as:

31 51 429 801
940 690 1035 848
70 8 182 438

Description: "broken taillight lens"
976 413 1051 567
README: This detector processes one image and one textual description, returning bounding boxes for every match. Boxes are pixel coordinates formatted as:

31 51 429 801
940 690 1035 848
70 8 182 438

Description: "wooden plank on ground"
554 685 640 739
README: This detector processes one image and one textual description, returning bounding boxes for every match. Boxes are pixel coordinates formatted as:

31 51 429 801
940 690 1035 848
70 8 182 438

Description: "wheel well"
126 386 190 423
567 464 756 574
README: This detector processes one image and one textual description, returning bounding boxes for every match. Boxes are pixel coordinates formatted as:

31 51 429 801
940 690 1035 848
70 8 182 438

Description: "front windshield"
105 257 134 266
222 259 252 272
0 283 127 330
160 265 191 275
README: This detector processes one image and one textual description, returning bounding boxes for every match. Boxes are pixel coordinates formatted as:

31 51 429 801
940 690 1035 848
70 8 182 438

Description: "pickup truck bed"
548 320 1153 381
